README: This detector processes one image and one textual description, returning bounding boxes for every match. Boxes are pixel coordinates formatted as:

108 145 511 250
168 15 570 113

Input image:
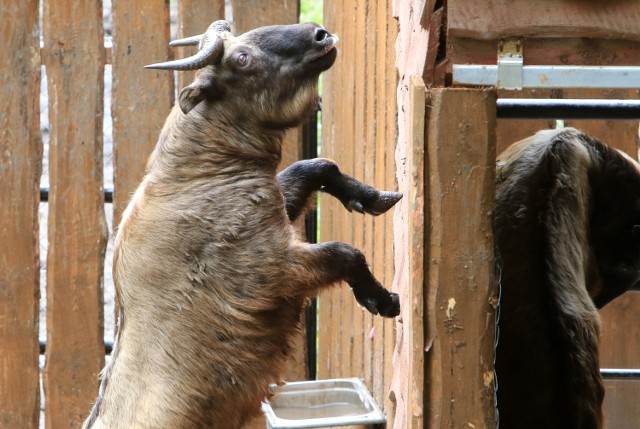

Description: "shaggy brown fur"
494 128 640 429
83 22 400 429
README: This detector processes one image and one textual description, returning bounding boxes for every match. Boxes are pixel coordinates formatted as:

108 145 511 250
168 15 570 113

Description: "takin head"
146 20 338 128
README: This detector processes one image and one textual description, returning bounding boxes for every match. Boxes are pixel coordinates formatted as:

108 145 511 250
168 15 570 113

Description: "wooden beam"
0 2 41 428
448 1 640 40
177 0 225 92
424 87 497 428
42 0 108 427
111 0 173 228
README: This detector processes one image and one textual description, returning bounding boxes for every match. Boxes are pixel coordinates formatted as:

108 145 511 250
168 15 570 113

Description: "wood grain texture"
600 292 640 428
448 36 640 69
111 0 173 227
448 0 640 40
318 0 400 426
177 0 225 91
424 88 497 429
42 0 108 427
231 0 299 34
0 2 42 428
390 1 430 428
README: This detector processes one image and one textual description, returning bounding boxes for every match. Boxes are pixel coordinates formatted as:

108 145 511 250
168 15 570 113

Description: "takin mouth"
307 46 338 71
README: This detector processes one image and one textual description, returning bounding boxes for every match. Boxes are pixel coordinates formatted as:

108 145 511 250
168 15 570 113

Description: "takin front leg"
277 158 402 222
292 241 400 317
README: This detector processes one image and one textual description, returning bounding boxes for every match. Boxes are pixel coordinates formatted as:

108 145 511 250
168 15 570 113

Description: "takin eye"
236 53 250 67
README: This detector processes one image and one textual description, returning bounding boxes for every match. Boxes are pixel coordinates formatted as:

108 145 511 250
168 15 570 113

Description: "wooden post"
177 0 225 91
0 2 42 428
424 88 497 428
42 0 108 427
111 0 174 228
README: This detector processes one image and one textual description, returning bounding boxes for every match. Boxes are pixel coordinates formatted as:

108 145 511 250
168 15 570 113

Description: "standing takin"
83 21 401 429
494 128 640 429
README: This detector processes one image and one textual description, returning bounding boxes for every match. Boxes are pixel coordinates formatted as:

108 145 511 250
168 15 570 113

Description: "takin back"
83 21 401 429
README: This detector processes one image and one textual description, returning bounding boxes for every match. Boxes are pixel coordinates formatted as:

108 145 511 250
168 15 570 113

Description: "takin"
82 21 401 429
494 127 640 429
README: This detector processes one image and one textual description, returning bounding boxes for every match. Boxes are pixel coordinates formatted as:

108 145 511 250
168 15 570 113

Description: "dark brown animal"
83 21 400 429
494 128 640 429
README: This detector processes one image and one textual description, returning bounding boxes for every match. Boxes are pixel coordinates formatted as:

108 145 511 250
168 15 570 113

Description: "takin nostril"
314 28 329 43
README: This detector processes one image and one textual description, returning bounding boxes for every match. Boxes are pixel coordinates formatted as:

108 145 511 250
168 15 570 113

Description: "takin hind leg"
291 241 400 317
277 158 402 222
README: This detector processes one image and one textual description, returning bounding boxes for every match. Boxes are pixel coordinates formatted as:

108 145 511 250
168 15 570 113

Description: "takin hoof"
345 191 403 216
354 290 400 318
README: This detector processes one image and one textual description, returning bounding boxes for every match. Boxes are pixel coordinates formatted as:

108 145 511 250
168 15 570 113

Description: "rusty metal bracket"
497 38 523 89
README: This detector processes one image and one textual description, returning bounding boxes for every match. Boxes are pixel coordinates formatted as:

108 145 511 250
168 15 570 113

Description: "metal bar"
40 187 113 203
601 369 640 380
40 339 113 355
454 65 640 89
496 98 640 120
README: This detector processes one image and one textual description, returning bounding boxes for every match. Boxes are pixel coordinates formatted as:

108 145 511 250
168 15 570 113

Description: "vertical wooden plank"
361 0 377 391
42 0 108 427
231 0 299 34
111 0 173 228
600 293 640 429
424 88 497 429
177 0 225 91
390 1 429 428
382 0 399 423
318 0 338 381
372 0 389 412
0 2 41 428
338 0 356 380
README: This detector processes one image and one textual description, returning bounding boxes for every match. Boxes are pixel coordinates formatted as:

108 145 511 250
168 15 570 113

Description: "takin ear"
179 74 222 114
179 81 208 114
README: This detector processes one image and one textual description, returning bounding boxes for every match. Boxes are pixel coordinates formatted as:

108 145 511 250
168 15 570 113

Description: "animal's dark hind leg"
277 158 402 222
294 241 400 317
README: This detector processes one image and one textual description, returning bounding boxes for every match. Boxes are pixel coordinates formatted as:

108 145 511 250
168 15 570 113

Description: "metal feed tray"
261 378 386 428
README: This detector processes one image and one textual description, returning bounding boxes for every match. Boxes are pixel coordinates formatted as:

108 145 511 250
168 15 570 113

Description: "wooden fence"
3 1 640 429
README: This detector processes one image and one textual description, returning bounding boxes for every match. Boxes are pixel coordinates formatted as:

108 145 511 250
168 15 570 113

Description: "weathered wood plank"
111 0 173 228
0 2 41 428
448 37 640 70
448 1 640 40
382 1 400 423
231 0 299 34
600 292 640 429
177 0 225 91
42 0 108 427
424 88 497 429
390 1 430 428
362 0 378 390
317 0 338 381
373 0 390 412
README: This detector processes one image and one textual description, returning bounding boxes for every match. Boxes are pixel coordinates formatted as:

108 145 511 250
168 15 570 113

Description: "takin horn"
145 20 231 71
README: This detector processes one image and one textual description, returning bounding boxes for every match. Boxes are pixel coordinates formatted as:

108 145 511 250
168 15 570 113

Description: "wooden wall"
317 0 400 425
